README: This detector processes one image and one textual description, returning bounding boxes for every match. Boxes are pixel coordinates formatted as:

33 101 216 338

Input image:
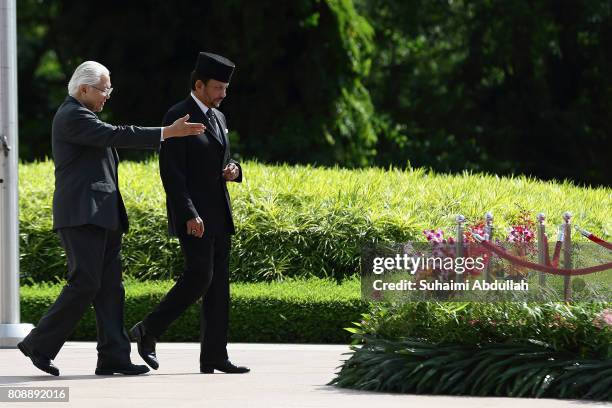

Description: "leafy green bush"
330 337 612 400
20 160 611 283
350 302 612 358
20 278 366 344
331 302 612 400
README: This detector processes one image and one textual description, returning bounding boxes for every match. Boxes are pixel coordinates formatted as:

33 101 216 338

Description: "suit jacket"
51 96 161 232
160 96 242 237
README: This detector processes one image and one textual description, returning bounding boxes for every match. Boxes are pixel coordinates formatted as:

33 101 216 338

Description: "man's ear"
195 79 204 91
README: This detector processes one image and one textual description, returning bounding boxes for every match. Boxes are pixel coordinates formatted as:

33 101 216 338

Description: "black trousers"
22 225 131 364
143 231 231 365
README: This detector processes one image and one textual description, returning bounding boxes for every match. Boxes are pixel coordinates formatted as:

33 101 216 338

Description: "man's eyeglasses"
90 85 113 98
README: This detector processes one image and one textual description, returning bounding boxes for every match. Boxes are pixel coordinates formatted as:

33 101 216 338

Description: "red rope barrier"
538 234 561 268
477 240 612 276
576 226 612 250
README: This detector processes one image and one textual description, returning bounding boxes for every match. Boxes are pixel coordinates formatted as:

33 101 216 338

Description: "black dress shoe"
17 341 60 376
95 362 150 376
129 321 159 370
200 360 250 374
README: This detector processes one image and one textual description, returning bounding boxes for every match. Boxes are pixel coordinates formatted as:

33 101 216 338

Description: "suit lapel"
187 96 224 147
185 96 209 130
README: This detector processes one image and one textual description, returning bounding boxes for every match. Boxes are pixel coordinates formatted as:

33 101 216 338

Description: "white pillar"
0 0 34 348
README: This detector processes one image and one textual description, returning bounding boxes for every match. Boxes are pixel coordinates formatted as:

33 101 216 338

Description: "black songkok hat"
194 52 235 83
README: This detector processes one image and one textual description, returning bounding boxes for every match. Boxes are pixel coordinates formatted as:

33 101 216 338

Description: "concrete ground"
0 342 605 408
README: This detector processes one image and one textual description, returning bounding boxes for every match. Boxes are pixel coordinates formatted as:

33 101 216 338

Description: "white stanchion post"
537 213 546 285
562 212 572 302
0 0 33 348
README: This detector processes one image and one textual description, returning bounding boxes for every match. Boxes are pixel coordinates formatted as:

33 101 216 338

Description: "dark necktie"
206 109 225 147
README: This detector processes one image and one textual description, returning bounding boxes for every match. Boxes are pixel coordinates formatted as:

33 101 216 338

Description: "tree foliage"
17 0 376 166
16 0 612 184
358 0 612 185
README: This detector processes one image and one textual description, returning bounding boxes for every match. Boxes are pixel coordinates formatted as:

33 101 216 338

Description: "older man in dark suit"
130 52 249 374
17 61 205 376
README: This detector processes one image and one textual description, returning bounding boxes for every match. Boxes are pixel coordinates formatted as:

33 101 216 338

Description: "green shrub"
330 337 612 400
20 278 366 344
332 302 612 400
19 160 612 283
350 302 612 358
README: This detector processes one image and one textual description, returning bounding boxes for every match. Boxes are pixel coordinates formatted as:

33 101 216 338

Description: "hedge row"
331 337 612 400
350 302 612 358
22 278 612 350
20 278 366 344
20 160 612 283
333 302 612 400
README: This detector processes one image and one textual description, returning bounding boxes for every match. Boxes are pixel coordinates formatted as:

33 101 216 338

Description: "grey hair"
67 61 110 97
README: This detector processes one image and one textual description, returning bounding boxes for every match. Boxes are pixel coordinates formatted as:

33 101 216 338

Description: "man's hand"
186 216 204 238
163 114 205 139
222 163 240 181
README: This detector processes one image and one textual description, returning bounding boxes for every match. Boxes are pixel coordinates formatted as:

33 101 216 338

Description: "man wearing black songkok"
130 52 249 374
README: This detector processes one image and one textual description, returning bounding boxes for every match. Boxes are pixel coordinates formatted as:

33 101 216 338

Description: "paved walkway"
0 342 603 407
